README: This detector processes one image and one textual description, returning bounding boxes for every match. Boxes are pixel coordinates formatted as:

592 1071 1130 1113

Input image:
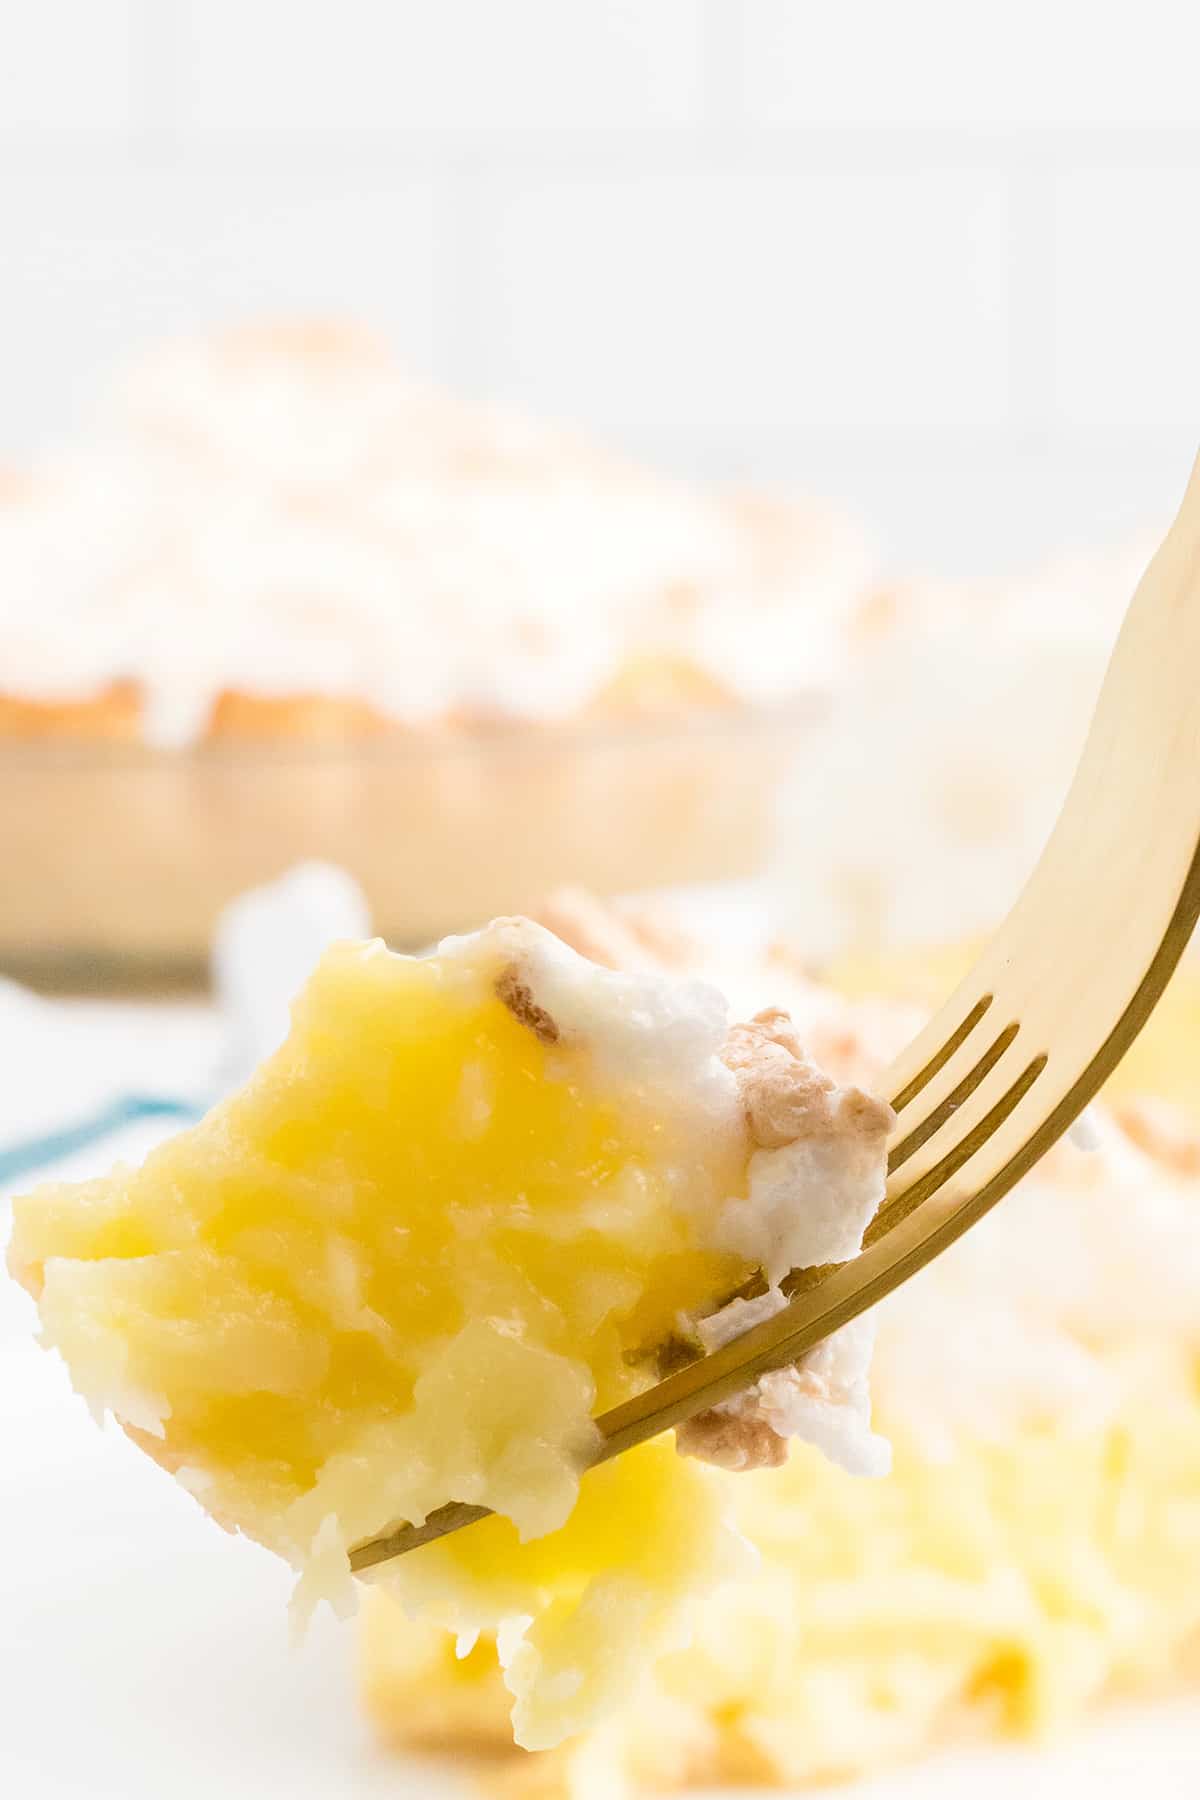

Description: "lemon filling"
355 916 1200 1790
8 917 892 1748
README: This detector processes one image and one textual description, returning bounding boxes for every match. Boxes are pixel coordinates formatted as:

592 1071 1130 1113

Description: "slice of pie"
0 321 873 972
7 913 891 1750
360 892 1200 1795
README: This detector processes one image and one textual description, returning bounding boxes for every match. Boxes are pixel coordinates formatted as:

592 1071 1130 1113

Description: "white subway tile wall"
0 2 140 135
176 0 708 135
737 1 1200 129
1051 158 1200 442
476 164 1018 457
0 0 1197 573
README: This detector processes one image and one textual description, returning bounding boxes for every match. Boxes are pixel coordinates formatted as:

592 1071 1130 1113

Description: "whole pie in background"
0 320 873 978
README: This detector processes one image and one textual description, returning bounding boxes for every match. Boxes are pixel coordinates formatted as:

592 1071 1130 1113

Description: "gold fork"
351 452 1200 1575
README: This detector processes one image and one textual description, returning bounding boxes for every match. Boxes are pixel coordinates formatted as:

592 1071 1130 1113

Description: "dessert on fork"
356 891 1200 1796
9 878 1200 1791
5 318 1197 1798
7 901 893 1752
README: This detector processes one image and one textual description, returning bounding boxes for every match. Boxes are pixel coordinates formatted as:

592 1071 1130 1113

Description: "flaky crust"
0 663 747 745
0 681 142 741
205 689 398 742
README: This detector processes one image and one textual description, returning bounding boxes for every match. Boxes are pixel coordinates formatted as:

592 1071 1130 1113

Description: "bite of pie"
358 891 1200 1795
7 909 892 1750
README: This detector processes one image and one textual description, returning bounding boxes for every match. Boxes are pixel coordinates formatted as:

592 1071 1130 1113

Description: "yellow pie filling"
9 918 890 1748
356 933 1200 1792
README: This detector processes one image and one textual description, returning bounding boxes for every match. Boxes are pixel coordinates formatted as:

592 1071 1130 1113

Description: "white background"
3 1 1200 573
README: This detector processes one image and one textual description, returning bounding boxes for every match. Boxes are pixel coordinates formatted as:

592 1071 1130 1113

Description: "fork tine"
885 1006 1018 1156
348 455 1200 1574
884 989 994 1112
869 1041 1048 1242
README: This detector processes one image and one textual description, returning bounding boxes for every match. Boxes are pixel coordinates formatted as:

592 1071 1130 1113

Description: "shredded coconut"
461 910 897 1479
0 323 876 744
442 918 741 1140
531 889 1200 1461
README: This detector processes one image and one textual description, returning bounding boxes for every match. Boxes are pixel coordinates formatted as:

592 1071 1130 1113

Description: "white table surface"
2 992 1199 1798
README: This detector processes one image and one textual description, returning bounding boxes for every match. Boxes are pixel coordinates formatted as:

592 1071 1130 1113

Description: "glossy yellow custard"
8 915 890 1748
360 902 1200 1794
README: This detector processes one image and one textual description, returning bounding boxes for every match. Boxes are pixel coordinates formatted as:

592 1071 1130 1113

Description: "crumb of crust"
674 1409 788 1472
1115 1097 1200 1178
495 965 560 1046
651 1331 706 1377
674 1036 893 1476
674 1298 796 1474
679 1341 886 1476
535 886 699 975
722 1008 894 1152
